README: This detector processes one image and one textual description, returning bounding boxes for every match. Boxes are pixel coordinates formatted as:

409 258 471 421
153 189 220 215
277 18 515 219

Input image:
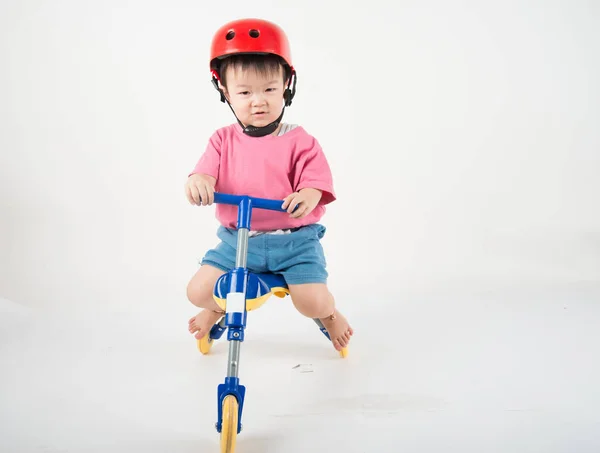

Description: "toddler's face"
222 65 286 131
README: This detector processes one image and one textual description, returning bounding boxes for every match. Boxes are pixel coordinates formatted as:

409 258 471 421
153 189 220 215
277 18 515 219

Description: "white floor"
1 281 599 453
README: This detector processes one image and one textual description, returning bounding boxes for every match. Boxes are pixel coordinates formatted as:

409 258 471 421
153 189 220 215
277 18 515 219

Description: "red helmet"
209 18 297 111
209 18 293 76
208 18 297 136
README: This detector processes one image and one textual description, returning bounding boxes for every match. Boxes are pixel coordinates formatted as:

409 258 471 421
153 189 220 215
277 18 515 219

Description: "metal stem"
227 340 240 377
226 225 249 378
235 228 249 268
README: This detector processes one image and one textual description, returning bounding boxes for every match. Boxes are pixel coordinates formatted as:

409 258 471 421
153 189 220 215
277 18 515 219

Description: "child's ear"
221 86 231 102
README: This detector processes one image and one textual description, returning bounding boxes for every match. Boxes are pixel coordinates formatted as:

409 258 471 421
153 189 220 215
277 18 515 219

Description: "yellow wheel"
220 395 239 453
339 347 348 358
197 335 213 355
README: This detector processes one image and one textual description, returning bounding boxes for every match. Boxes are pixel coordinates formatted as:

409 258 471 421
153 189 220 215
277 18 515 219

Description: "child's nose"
251 93 266 105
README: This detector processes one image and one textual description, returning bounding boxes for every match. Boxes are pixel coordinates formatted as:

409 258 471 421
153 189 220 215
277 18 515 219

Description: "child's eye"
238 91 250 95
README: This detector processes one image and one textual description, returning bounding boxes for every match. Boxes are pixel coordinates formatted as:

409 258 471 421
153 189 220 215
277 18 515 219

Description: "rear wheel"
197 336 213 354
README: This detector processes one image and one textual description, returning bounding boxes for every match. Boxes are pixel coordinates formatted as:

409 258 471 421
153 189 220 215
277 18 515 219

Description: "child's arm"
292 138 336 205
185 173 216 206
185 131 221 205
281 187 323 218
189 132 221 181
283 134 336 218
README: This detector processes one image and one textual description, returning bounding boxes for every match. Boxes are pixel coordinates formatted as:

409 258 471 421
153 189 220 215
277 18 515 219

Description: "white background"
1 1 599 452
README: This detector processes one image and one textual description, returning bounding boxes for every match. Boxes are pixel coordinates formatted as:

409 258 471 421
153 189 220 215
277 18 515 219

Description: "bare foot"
320 309 353 351
188 309 223 340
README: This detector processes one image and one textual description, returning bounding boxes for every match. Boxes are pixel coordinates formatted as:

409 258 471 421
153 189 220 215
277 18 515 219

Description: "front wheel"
220 395 239 453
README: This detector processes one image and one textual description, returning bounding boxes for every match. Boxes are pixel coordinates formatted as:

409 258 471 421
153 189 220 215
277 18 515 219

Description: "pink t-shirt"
190 123 336 231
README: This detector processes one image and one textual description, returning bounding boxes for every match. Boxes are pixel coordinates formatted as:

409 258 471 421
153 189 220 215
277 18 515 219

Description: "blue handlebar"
208 192 288 230
213 192 286 213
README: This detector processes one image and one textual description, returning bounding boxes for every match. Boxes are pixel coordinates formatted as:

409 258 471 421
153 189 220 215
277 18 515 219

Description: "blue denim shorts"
201 223 328 285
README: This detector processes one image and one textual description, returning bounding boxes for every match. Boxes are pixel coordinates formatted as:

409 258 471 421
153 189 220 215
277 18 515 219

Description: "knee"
186 278 210 306
289 284 334 319
187 266 223 307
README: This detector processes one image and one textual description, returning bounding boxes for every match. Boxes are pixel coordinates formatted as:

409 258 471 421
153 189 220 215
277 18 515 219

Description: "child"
185 18 353 352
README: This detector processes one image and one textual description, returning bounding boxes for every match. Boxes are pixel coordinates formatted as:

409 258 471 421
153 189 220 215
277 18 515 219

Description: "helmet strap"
228 102 286 137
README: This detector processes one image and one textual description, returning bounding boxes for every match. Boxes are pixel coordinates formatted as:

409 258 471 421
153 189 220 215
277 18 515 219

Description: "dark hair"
217 53 291 88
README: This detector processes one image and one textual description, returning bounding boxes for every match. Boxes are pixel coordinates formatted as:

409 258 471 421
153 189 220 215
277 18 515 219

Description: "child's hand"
282 188 322 218
185 173 216 206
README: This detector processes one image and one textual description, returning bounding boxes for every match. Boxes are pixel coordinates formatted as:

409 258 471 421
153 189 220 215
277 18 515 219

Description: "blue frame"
209 192 289 434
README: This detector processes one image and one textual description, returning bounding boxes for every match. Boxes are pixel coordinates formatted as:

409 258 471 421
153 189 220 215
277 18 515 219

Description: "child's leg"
187 226 242 339
265 224 352 351
287 283 353 351
186 264 226 340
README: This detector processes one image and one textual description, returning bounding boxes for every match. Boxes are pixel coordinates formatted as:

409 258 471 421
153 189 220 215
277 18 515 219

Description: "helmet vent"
225 31 235 40
249 29 260 38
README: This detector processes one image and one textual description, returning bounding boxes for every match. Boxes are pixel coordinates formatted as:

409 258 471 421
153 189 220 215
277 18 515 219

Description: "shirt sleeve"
189 130 221 179
293 137 336 205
